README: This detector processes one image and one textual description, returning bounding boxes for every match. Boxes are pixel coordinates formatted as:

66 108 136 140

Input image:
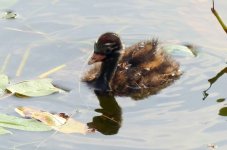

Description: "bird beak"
88 53 106 65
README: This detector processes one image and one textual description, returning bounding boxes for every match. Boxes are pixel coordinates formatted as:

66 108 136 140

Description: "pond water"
0 0 227 149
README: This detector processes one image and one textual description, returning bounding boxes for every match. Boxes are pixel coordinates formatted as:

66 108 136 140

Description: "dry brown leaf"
15 106 88 134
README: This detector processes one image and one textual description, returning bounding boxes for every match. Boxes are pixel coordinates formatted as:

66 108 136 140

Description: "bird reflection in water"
87 90 122 135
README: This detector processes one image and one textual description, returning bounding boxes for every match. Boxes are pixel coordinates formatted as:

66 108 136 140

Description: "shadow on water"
87 90 122 135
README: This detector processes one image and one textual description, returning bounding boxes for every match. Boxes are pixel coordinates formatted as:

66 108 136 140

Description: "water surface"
0 0 227 150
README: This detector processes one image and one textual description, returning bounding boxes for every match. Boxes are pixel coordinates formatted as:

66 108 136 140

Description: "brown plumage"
82 33 181 100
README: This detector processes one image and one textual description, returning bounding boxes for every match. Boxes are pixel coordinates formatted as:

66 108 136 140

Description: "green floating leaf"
6 78 61 97
216 98 225 103
0 126 12 135
0 113 51 131
219 107 227 116
162 44 196 57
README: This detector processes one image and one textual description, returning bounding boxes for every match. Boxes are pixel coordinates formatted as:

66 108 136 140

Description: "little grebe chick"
82 32 181 99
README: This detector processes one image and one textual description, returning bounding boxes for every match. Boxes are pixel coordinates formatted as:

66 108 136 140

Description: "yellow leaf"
15 106 88 134
53 118 87 134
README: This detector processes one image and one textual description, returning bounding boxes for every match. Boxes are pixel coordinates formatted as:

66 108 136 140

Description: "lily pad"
16 106 88 134
0 127 12 135
162 44 196 57
6 78 62 97
0 113 51 131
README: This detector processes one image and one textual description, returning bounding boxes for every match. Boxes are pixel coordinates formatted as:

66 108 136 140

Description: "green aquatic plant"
0 74 64 98
6 78 63 97
203 63 227 117
0 113 52 134
211 0 227 33
203 66 227 100
219 107 227 116
216 98 225 103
